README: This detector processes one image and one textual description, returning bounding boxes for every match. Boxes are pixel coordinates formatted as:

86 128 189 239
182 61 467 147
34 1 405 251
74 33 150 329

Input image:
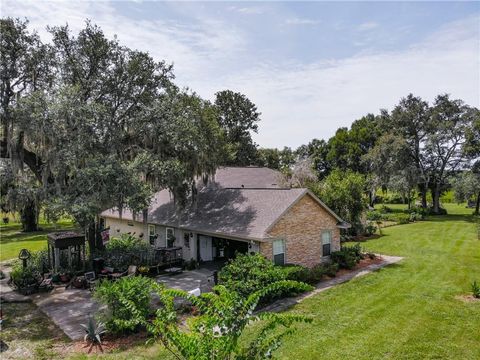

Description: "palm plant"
148 280 312 360
81 316 106 353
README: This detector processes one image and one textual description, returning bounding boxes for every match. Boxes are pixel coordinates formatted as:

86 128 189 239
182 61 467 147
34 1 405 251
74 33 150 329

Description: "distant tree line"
255 94 480 219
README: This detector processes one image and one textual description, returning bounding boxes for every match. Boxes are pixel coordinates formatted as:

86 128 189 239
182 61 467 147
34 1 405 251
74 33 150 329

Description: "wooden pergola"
47 231 86 272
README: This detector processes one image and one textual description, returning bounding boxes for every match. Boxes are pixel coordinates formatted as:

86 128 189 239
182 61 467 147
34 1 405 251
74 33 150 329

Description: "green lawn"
3 205 479 359
273 203 480 359
0 219 76 262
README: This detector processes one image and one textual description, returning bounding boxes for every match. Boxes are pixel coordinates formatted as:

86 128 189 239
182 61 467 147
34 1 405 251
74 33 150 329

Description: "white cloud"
285 17 320 25
2 1 478 149
229 6 264 15
357 21 379 31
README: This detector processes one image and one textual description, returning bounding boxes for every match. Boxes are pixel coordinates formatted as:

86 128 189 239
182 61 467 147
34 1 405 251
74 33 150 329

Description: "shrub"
106 233 149 252
282 262 339 284
331 244 362 270
185 258 198 270
10 263 38 288
472 280 480 299
149 281 312 359
100 234 154 271
93 276 155 334
363 222 377 236
218 253 287 299
366 210 383 221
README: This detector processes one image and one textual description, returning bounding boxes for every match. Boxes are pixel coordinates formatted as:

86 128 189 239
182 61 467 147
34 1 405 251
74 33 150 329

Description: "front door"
199 235 213 261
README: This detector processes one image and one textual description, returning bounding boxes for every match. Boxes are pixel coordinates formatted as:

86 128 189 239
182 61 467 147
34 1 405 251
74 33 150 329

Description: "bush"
281 262 340 284
472 280 480 299
366 210 383 221
99 234 154 271
93 276 156 334
106 233 149 252
10 263 38 288
331 244 363 270
218 253 287 299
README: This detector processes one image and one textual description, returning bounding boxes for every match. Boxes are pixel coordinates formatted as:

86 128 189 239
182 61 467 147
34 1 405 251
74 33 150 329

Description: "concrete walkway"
260 255 404 313
31 288 101 341
1 257 402 341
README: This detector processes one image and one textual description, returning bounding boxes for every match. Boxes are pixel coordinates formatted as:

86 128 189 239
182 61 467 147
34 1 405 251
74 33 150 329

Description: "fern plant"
472 280 480 298
80 316 106 353
148 280 313 360
93 276 155 333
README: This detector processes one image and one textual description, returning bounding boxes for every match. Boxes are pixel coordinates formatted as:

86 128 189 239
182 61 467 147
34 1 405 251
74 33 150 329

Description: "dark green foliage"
9 248 51 288
218 253 288 298
185 258 199 270
311 169 366 225
10 263 38 288
99 234 153 271
215 90 260 166
282 263 339 284
149 281 312 359
331 244 363 270
472 281 480 298
106 234 149 252
93 276 155 334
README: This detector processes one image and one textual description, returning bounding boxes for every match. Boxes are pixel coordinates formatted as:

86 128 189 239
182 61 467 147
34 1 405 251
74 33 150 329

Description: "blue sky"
2 1 479 148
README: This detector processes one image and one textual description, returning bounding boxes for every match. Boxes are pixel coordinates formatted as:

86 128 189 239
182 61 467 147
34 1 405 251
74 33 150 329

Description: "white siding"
104 217 147 243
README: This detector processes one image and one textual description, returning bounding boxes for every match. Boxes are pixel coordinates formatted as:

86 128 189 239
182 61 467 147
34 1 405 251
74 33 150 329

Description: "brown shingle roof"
101 167 344 240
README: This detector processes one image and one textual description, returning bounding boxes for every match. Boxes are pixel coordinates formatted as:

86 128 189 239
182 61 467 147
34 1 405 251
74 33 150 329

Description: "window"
99 217 106 230
273 239 285 265
321 230 332 256
166 227 175 247
148 225 156 246
184 232 190 248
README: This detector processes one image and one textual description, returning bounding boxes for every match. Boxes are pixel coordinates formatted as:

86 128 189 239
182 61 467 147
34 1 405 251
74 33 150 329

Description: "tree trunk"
20 199 38 232
432 184 441 214
419 186 428 209
86 222 96 256
475 192 480 216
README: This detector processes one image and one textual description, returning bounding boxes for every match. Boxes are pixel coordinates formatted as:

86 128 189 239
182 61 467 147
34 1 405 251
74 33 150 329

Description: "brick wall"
260 194 340 268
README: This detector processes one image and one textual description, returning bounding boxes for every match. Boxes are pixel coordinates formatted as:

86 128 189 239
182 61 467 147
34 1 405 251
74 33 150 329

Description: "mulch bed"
56 331 149 355
334 256 384 278
455 295 480 303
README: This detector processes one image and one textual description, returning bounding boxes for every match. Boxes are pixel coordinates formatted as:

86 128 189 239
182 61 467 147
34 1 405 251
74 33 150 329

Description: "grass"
0 302 70 359
3 204 479 359
0 218 77 262
272 203 480 359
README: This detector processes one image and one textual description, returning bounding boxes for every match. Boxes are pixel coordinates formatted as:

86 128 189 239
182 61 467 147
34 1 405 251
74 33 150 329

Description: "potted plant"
138 266 150 276
58 267 71 283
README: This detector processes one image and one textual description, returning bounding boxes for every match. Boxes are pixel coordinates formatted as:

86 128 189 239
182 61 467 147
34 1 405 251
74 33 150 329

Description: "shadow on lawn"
1 302 69 343
425 214 479 223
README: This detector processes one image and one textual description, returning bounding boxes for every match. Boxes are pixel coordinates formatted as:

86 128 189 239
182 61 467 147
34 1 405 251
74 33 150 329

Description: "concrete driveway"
155 268 215 293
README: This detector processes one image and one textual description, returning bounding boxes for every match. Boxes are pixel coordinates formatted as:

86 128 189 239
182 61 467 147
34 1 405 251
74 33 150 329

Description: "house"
100 167 350 268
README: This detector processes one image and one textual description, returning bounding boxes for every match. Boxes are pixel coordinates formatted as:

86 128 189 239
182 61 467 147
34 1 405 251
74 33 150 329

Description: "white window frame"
321 230 332 257
166 227 175 247
272 239 285 265
148 224 156 246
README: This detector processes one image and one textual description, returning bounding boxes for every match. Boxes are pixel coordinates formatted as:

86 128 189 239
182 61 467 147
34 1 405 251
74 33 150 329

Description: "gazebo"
47 231 86 272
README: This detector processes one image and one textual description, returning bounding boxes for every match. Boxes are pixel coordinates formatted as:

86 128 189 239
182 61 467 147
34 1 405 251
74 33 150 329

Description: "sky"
1 0 479 148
